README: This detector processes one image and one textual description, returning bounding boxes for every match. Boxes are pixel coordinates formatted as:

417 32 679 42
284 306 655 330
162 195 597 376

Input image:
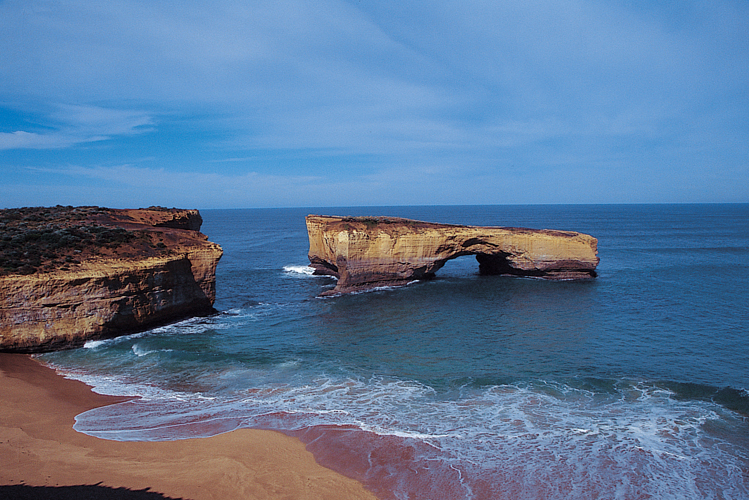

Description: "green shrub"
0 206 141 275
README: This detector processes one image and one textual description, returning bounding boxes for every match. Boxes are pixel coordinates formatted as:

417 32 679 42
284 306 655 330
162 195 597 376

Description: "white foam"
81 330 153 349
60 369 748 499
282 265 316 276
324 280 422 297
346 285 401 295
131 344 173 357
277 360 301 369
82 317 224 352
358 424 455 441
57 369 153 399
83 339 108 349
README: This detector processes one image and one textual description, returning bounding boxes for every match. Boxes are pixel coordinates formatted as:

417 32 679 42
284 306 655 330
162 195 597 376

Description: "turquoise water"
42 204 749 499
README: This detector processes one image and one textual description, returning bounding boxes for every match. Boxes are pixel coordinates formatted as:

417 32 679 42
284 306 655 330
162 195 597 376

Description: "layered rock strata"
307 215 599 296
0 207 222 352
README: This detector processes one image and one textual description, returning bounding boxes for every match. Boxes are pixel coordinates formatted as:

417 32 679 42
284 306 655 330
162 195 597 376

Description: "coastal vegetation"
0 206 161 275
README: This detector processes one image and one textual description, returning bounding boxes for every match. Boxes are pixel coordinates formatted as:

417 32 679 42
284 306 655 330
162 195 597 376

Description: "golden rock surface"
307 215 598 296
0 208 222 352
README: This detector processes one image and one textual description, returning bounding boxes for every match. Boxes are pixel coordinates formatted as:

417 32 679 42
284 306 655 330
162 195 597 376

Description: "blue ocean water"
41 204 749 499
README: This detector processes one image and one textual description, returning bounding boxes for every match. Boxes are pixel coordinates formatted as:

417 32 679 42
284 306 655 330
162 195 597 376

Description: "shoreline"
0 353 378 500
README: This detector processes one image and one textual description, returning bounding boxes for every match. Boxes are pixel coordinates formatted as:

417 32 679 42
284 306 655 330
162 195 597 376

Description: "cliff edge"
307 215 599 296
0 206 222 352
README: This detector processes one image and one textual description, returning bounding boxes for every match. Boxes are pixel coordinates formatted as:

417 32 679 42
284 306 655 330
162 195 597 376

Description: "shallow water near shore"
41 204 749 499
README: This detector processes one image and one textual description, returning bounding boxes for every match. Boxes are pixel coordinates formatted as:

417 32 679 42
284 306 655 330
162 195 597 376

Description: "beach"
0 353 377 500
3 205 748 499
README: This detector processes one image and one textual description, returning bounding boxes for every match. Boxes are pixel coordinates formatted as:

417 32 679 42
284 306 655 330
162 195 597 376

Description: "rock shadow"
0 484 183 500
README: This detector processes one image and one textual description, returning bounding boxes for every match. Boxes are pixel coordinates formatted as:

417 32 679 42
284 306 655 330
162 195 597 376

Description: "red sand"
0 353 378 500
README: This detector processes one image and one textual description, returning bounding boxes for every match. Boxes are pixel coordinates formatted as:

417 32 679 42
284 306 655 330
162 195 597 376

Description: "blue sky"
1 0 747 208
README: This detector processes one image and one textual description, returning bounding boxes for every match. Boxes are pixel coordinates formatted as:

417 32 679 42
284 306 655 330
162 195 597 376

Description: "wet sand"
0 353 378 500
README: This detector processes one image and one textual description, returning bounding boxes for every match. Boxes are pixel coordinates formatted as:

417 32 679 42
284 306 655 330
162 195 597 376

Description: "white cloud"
0 0 747 205
51 105 153 135
3 0 743 148
0 130 78 149
0 104 152 150
24 164 325 207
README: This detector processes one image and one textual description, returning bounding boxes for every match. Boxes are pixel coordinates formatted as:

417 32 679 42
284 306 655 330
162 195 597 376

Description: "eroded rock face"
0 207 222 352
307 215 599 296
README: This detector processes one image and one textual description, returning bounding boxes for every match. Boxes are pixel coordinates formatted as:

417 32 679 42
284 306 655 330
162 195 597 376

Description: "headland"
0 206 222 352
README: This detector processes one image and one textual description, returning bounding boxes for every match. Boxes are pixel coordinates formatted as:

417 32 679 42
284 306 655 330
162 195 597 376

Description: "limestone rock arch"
306 215 599 296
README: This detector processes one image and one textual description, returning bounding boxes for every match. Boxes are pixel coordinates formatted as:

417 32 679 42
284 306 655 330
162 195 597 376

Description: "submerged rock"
0 207 222 352
306 215 599 296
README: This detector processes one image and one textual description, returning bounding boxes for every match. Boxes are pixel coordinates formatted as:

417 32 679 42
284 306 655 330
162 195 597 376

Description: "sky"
1 0 748 209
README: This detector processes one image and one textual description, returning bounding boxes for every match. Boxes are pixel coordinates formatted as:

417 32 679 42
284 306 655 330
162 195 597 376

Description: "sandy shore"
0 353 378 500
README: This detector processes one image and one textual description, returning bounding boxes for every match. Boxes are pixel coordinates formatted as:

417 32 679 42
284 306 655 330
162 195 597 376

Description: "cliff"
307 215 599 296
0 207 222 352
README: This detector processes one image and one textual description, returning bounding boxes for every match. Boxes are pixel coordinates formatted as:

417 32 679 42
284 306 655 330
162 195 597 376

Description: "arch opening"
476 252 514 276
426 251 514 280
429 253 479 279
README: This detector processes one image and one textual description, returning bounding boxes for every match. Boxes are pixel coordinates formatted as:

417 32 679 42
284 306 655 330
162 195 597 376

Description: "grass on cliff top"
337 216 436 231
0 206 167 276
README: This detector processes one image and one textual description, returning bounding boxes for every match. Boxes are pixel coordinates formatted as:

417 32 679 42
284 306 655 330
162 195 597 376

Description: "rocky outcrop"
307 215 599 296
0 207 222 352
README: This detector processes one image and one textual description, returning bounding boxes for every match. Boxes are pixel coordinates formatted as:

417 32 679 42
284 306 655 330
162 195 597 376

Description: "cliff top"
0 206 207 276
306 214 580 238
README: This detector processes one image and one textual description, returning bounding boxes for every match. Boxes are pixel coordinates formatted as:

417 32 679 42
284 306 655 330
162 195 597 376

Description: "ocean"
40 204 749 499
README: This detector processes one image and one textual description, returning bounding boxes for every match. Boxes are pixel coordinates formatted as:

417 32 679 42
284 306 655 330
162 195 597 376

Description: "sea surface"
41 204 749 499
